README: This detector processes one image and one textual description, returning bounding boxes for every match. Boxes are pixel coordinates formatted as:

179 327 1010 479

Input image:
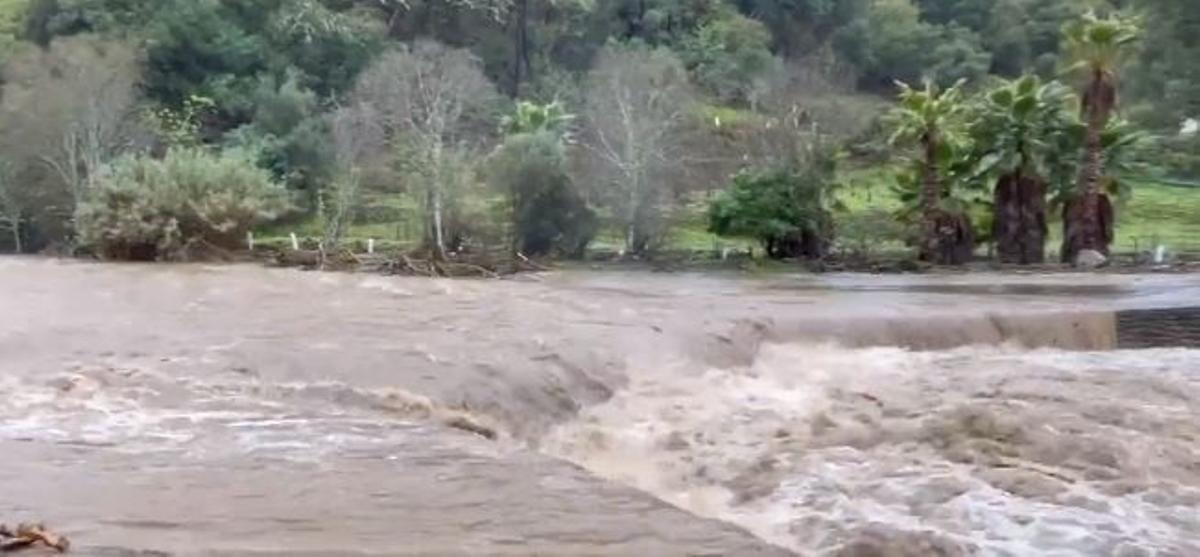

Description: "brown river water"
1 257 1199 556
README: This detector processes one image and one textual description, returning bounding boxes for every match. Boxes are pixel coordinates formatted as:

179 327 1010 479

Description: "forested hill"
0 0 1197 264
3 0 1195 130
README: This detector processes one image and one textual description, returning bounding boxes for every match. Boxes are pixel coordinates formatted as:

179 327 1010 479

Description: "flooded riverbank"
1 258 1198 555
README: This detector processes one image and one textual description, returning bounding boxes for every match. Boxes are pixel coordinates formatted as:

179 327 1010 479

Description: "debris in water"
444 415 498 440
0 523 70 553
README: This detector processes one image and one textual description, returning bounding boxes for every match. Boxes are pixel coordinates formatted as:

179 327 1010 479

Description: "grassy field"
258 191 758 255
1113 180 1200 252
256 168 1200 258
835 167 1200 256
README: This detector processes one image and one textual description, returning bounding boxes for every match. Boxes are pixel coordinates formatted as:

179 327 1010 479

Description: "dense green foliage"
0 0 1196 264
708 144 837 259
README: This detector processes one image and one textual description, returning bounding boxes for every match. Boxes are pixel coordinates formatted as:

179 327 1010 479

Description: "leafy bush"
708 146 838 259
76 148 288 260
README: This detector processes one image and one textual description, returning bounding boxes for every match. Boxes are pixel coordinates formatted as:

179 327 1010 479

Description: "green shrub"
708 160 836 260
76 148 288 260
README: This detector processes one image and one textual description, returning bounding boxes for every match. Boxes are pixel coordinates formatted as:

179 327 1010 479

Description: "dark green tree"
708 142 838 260
226 72 335 200
835 0 989 91
1126 0 1200 130
491 101 596 257
733 0 869 55
678 11 774 103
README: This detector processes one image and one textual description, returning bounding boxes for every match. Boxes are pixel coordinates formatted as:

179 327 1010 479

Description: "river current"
1 258 1197 556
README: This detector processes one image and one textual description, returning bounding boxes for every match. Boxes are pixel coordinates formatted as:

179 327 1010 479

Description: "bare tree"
580 45 697 255
323 103 385 253
351 40 497 259
0 36 141 212
751 58 881 154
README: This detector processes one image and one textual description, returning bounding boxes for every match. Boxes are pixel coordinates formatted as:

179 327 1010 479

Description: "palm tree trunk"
994 169 1048 265
993 172 1020 264
920 132 942 263
1064 74 1115 263
1022 174 1048 264
1080 120 1104 240
1062 111 1106 262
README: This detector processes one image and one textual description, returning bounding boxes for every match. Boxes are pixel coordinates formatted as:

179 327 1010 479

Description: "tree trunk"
9 220 20 254
764 231 826 261
1064 123 1104 261
628 205 652 256
800 229 824 260
426 138 449 261
919 131 944 263
935 211 975 265
387 5 404 38
510 185 521 257
625 180 639 256
510 0 530 97
993 171 1047 264
1063 73 1116 262
433 187 447 260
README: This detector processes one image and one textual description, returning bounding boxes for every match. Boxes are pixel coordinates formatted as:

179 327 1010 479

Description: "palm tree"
972 75 1075 264
1060 11 1139 262
889 79 974 264
501 100 573 136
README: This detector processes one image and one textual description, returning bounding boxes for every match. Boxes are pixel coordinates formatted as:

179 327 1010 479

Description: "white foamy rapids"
0 361 501 460
541 344 1200 555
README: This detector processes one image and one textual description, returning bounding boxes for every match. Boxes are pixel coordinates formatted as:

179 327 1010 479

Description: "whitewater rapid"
542 344 1200 555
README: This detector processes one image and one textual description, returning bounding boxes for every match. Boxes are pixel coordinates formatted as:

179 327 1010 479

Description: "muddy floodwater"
1 257 1199 556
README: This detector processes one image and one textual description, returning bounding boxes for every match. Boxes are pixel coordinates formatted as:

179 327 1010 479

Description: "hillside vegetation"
0 0 1193 268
